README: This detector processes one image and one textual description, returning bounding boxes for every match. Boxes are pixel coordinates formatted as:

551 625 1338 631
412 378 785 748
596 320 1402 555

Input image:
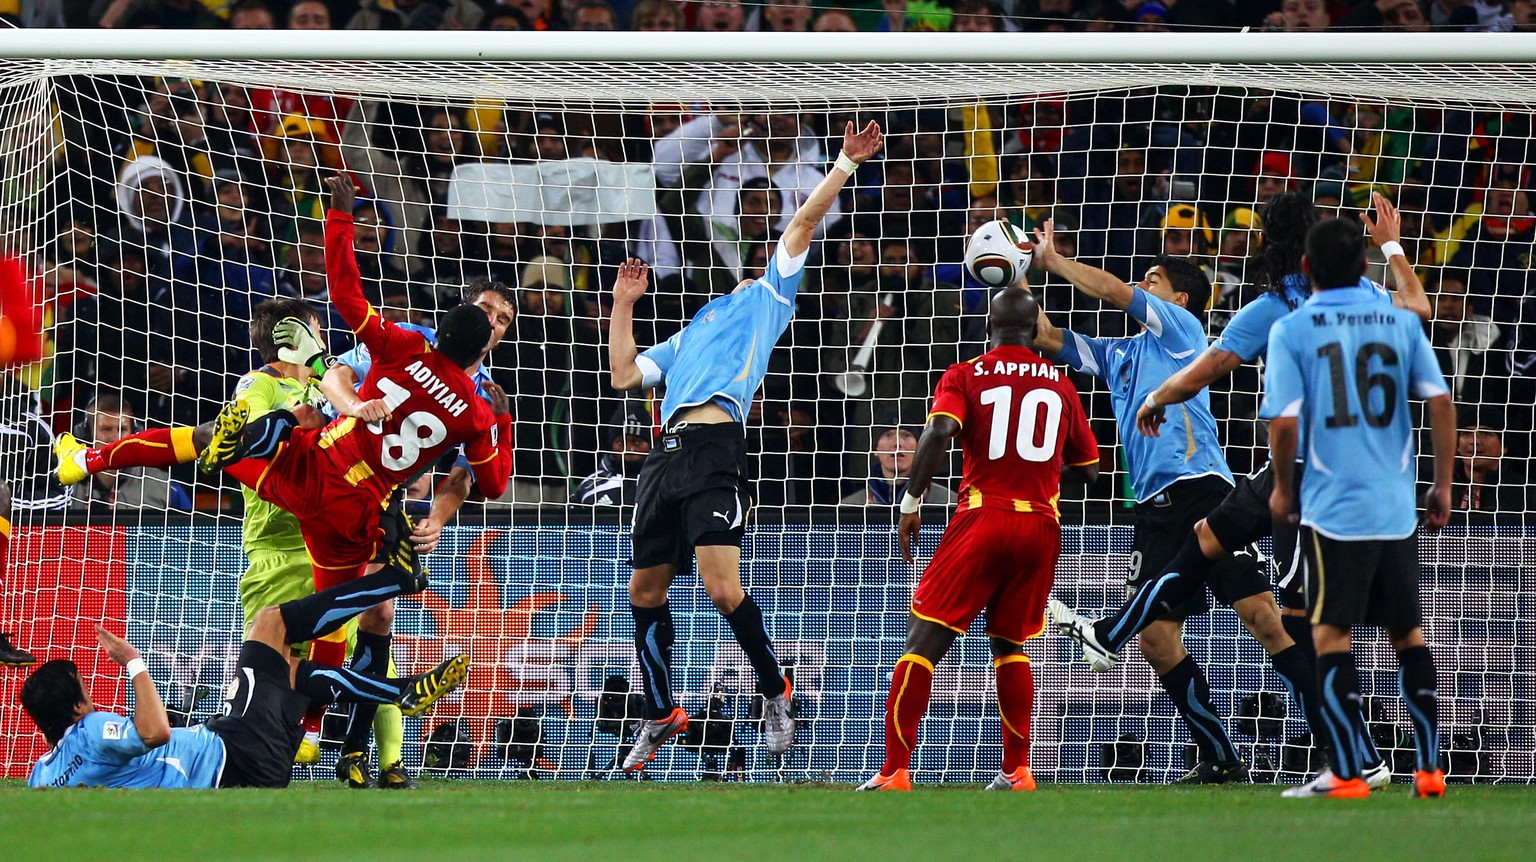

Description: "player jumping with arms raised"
858 287 1100 791
608 119 883 771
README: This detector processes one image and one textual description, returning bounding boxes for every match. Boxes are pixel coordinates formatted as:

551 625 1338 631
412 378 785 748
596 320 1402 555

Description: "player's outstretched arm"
1031 218 1136 310
609 259 650 391
779 120 883 259
1423 393 1455 531
897 415 960 564
1364 191 1431 321
96 625 170 748
464 382 513 500
1136 346 1245 437
320 363 391 423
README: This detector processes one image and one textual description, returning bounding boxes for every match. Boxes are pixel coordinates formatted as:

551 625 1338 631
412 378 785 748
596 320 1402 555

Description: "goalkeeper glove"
273 316 335 376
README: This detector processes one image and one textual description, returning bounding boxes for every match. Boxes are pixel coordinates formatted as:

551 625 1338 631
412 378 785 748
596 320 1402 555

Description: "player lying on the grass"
314 279 514 789
1052 192 1428 788
858 288 1099 792
1262 215 1453 799
199 174 513 606
607 119 883 772
21 556 468 788
1027 220 1303 785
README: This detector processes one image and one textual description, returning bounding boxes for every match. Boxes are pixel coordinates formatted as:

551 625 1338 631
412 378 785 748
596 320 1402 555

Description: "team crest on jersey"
704 309 716 324
102 722 122 740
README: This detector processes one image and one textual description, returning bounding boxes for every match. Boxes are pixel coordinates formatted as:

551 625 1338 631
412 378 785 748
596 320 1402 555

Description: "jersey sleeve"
757 242 810 306
91 714 151 762
1407 326 1451 399
336 341 373 381
232 372 279 413
462 407 513 499
928 364 969 427
1210 295 1278 362
1127 287 1205 349
1052 329 1113 380
1259 321 1306 419
325 210 422 357
635 331 682 389
1060 381 1100 467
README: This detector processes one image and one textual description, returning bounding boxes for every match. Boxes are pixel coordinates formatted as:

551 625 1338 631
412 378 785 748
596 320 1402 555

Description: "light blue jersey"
1260 289 1449 540
29 711 226 789
636 244 807 429
1213 274 1389 362
1053 288 1231 502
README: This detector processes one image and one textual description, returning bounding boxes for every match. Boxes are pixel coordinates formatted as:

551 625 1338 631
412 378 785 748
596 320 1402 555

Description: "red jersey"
928 344 1098 519
319 210 512 502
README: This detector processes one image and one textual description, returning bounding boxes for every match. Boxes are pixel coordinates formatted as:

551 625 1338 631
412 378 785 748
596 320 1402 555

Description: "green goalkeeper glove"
273 317 334 376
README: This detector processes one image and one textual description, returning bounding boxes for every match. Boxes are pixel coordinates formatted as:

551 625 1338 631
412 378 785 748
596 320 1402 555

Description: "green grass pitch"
2 780 1532 861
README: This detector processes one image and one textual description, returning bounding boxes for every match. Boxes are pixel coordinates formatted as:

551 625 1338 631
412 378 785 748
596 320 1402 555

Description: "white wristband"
124 658 148 680
899 492 923 514
1379 240 1405 261
834 151 859 176
1143 392 1162 412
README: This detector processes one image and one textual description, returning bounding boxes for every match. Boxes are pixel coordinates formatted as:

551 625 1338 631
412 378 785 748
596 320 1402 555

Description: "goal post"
1 31 1533 785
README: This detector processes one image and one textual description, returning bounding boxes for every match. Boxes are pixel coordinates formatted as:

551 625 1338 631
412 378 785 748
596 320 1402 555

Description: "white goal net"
1 32 1533 785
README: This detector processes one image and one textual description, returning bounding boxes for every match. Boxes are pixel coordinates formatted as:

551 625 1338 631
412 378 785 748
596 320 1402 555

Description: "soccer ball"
964 219 1033 288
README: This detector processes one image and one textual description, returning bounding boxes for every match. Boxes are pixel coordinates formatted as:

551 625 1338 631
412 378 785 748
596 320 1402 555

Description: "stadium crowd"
1 0 1532 518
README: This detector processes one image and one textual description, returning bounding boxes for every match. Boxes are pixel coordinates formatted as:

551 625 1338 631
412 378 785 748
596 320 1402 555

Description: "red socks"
881 654 935 775
88 427 199 473
995 654 1035 773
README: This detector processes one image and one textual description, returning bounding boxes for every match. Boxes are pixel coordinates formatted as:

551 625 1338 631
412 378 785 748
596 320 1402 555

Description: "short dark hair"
86 393 130 416
1305 218 1367 290
1151 254 1212 319
20 660 87 746
251 298 321 364
435 302 493 368
462 280 514 307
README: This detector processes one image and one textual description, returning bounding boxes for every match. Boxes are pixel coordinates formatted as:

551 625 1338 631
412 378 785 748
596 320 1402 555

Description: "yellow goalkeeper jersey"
231 366 322 555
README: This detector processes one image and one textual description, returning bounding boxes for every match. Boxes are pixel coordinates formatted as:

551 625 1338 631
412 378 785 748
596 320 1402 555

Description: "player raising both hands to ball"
608 120 883 772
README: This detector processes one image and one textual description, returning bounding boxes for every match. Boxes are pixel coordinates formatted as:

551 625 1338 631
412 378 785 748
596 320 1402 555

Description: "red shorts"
225 428 385 588
910 507 1060 645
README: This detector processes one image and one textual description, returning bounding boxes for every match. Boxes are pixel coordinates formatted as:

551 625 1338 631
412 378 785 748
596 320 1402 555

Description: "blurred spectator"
840 427 958 507
287 0 332 28
484 6 532 28
1252 151 1295 205
115 155 197 278
506 0 555 28
350 198 411 297
348 0 484 29
70 395 192 511
261 113 341 256
276 221 353 350
1078 132 1154 280
1446 408 1531 520
572 0 616 28
1430 161 1535 324
695 0 745 29
753 400 844 506
1215 206 1261 284
1133 1 1171 30
572 406 652 507
763 0 813 30
500 257 572 506
95 0 221 28
632 0 682 28
1427 270 1500 399
813 8 858 30
952 0 1004 31
1263 0 1330 30
1158 203 1214 262
122 78 217 194
1516 0 1536 30
229 0 277 28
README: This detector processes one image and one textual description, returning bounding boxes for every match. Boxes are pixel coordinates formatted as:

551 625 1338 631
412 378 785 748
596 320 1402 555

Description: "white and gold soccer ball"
964 219 1033 288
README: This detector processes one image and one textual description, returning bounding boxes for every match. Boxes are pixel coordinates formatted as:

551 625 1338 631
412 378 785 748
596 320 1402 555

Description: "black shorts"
206 641 309 788
630 424 752 570
1203 462 1307 611
1129 475 1271 621
1301 528 1422 630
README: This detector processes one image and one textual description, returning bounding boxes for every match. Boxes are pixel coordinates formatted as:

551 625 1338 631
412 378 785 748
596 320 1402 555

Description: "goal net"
1 32 1533 785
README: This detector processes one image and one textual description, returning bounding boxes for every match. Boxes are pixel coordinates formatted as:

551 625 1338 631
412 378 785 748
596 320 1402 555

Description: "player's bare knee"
628 565 674 607
250 606 287 648
359 601 393 633
905 618 957 664
989 636 1024 660
1193 520 1226 559
193 421 215 450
